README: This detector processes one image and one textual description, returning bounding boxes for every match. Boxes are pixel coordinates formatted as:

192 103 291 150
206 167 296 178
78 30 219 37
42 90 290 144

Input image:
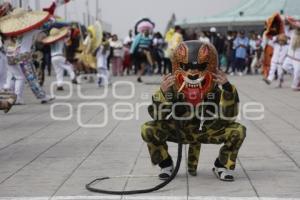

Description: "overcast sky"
25 0 241 38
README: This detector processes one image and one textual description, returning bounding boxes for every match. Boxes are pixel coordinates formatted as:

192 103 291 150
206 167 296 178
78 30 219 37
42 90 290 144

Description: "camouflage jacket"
148 82 240 131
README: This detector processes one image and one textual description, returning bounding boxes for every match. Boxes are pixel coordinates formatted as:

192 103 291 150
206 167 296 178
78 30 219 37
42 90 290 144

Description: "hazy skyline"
25 0 242 38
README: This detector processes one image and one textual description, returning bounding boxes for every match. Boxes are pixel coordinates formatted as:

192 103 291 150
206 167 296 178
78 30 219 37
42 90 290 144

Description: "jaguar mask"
172 40 218 106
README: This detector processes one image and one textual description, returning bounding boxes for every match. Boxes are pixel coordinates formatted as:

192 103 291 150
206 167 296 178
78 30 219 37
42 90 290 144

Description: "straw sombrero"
277 34 288 43
0 8 50 36
42 27 69 45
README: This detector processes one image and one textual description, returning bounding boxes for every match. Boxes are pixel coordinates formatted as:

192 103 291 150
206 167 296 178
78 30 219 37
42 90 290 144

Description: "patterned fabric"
19 59 46 99
7 52 32 65
142 120 246 171
141 84 246 173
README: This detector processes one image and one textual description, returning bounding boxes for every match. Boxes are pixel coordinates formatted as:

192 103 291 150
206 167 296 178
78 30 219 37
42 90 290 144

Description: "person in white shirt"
123 30 133 47
97 39 111 86
198 31 210 43
282 28 300 91
109 34 124 76
43 27 77 91
264 34 288 87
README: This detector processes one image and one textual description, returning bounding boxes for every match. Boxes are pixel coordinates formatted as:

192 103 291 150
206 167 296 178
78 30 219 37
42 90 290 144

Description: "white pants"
51 56 75 87
0 52 7 90
250 56 260 73
267 62 284 81
97 67 111 86
282 57 300 89
97 51 111 85
5 64 25 103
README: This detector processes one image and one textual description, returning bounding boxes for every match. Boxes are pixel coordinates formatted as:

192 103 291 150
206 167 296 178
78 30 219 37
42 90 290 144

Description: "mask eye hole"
180 63 189 71
197 62 208 71
180 62 208 71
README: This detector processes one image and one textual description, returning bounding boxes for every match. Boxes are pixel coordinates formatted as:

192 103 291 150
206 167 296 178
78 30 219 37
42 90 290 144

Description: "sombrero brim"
42 28 69 45
0 10 51 36
286 16 300 29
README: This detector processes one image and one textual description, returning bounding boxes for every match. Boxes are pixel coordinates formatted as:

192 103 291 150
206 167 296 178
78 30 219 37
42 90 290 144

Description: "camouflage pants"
141 120 246 172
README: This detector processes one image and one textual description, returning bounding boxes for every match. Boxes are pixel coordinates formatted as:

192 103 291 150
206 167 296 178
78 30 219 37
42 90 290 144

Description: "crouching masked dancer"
141 41 246 181
0 8 54 104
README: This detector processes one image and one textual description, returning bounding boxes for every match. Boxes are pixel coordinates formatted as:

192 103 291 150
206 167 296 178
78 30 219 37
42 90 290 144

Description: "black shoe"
188 169 197 176
137 77 143 83
57 86 64 91
72 79 79 84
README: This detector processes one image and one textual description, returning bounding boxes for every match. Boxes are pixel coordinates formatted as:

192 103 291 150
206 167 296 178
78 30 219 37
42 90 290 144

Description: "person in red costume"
261 13 285 80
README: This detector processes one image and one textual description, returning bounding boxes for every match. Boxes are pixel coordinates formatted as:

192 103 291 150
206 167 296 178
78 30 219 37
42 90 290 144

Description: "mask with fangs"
172 40 218 106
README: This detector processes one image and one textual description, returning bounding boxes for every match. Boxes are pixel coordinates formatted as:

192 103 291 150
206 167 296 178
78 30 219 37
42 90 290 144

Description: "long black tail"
85 121 183 195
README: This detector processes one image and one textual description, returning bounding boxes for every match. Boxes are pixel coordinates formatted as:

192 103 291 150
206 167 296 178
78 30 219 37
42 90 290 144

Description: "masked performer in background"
141 41 246 182
264 34 288 87
77 22 102 83
0 7 55 104
261 13 285 80
131 18 155 83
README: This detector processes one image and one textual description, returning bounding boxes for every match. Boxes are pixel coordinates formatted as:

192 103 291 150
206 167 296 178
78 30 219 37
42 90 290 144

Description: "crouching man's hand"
212 69 228 85
161 73 175 94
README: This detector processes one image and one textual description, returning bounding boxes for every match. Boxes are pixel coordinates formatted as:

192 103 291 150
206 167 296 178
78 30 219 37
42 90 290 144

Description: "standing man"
43 27 78 91
232 30 249 76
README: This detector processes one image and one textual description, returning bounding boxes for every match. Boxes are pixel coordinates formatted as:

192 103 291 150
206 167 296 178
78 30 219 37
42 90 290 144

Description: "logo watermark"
50 80 265 128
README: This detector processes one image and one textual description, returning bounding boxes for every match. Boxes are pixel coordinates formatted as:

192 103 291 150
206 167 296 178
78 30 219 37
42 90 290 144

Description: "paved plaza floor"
0 74 299 200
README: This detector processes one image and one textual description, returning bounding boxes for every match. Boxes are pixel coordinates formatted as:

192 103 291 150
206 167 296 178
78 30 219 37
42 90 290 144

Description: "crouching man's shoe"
158 156 173 180
212 158 234 182
159 165 173 180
